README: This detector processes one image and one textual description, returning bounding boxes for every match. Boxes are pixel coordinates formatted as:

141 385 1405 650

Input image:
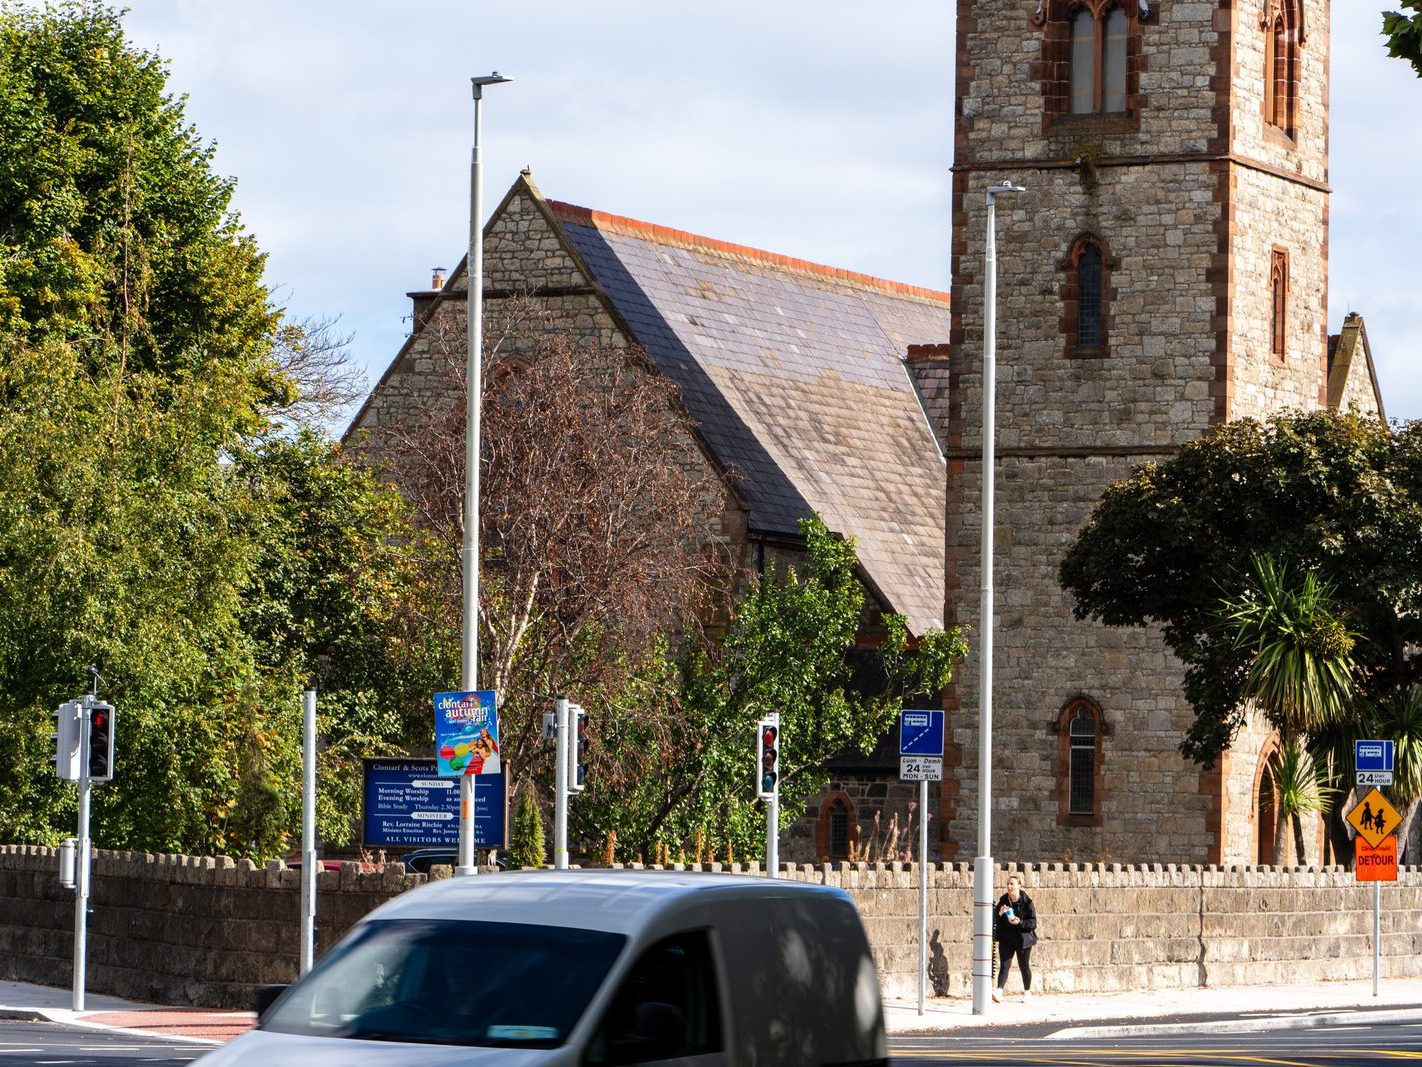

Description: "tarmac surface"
2 976 1420 1046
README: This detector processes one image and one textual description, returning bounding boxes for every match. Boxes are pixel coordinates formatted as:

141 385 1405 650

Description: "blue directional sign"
362 758 506 849
1356 740 1395 773
899 709 945 757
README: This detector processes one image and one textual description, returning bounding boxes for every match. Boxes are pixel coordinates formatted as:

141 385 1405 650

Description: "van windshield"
261 918 627 1048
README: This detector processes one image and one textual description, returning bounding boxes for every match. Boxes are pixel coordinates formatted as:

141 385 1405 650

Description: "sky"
107 2 1422 428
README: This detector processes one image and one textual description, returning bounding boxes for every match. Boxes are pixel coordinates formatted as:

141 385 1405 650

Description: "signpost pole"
301 688 317 974
1373 880 1381 997
919 777 928 1016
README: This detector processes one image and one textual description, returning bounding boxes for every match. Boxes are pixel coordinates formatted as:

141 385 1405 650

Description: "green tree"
572 515 968 863
0 4 426 857
1384 1 1422 77
1215 554 1354 863
507 790 546 869
1060 411 1422 767
0 0 283 418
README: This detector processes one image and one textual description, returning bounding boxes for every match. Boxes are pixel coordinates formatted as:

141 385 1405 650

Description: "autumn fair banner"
433 690 501 777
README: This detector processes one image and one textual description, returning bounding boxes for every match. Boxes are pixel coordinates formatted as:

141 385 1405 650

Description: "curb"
1049 1006 1422 1040
0 1009 45 1022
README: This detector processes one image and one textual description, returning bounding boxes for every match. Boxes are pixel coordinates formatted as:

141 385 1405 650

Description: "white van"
198 870 887 1067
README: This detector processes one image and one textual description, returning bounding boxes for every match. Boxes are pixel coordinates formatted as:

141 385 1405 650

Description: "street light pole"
458 71 511 878
973 180 1024 1015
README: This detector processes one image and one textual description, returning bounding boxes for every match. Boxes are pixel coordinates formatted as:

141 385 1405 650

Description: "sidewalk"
0 980 255 1045
883 977 1422 1035
4 976 1421 1045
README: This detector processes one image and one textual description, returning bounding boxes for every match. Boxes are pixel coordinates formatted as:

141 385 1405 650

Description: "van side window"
584 931 723 1065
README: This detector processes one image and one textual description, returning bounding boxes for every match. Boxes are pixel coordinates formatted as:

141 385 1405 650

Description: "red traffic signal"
756 718 780 800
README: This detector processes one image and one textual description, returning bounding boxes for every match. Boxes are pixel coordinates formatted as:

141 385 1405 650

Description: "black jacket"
993 890 1037 948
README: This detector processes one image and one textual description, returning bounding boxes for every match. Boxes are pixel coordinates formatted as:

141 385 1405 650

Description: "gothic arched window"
1270 248 1289 360
1069 2 1129 115
815 791 859 862
1061 233 1113 359
1056 697 1107 826
1262 0 1300 138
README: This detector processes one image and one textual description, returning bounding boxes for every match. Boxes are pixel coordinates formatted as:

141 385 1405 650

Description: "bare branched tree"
270 315 369 427
381 298 737 784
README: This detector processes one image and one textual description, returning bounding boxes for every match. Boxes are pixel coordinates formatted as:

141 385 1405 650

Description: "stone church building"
351 0 1385 866
940 0 1384 866
348 173 956 861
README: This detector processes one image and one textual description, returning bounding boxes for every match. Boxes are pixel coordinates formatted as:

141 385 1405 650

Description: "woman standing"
992 873 1038 1002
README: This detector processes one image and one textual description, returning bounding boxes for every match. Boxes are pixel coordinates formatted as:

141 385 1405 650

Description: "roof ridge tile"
547 199 950 306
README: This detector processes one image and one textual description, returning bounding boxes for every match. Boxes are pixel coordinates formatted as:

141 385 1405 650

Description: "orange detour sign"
1356 836 1399 882
1346 787 1402 849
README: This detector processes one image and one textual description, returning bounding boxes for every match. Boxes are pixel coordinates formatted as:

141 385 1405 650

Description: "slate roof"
545 201 949 636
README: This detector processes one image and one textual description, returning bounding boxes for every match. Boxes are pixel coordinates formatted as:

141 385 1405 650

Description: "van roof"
367 870 851 935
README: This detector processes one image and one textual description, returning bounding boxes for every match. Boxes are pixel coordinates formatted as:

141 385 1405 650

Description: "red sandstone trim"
546 200 951 306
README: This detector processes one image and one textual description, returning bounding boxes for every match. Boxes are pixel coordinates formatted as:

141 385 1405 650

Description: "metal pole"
554 697 569 869
919 777 928 1015
767 792 779 878
1373 880 1381 996
300 688 317 974
973 181 1023 1015
459 72 509 876
72 696 91 1011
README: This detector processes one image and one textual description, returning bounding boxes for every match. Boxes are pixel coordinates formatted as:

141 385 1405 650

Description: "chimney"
408 267 447 334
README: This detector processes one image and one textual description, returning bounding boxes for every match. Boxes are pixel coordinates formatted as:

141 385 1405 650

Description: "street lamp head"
471 72 512 97
986 181 1026 201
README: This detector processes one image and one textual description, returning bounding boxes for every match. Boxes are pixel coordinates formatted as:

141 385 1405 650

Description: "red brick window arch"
1262 0 1301 139
1060 233 1115 359
1055 697 1108 826
815 792 859 861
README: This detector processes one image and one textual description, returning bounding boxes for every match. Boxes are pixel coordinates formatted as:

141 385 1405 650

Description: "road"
0 1020 208 1065
5 1014 1421 1066
892 1014 1422 1065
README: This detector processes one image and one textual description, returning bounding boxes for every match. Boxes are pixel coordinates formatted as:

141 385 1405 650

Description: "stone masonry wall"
5 847 1421 1007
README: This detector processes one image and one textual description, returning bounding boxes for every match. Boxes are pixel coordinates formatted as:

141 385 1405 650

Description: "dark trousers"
997 941 1032 991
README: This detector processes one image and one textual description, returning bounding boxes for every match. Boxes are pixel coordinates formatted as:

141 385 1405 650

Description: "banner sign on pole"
363 758 506 848
1356 836 1398 882
434 690 501 777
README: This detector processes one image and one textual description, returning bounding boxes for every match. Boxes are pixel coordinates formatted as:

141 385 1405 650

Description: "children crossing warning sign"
1346 787 1401 849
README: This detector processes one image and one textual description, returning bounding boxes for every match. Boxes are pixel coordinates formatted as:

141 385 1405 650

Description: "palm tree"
1216 553 1358 864
1266 737 1337 864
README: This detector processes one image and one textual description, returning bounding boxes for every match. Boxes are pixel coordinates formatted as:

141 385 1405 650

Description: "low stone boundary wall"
3 846 1420 1007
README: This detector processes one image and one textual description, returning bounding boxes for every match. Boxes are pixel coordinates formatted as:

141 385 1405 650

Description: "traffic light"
757 717 780 800
87 701 115 781
51 701 81 781
568 706 589 794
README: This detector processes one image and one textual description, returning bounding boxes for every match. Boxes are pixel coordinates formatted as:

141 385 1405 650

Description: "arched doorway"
1253 737 1281 864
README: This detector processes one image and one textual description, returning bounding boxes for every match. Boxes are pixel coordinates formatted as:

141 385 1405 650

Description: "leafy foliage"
1060 411 1422 766
0 4 426 858
1384 1 1422 78
0 1 283 420
570 515 968 863
507 790 546 869
1216 554 1357 736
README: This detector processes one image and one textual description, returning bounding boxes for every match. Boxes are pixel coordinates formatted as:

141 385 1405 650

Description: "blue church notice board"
362 758 507 849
